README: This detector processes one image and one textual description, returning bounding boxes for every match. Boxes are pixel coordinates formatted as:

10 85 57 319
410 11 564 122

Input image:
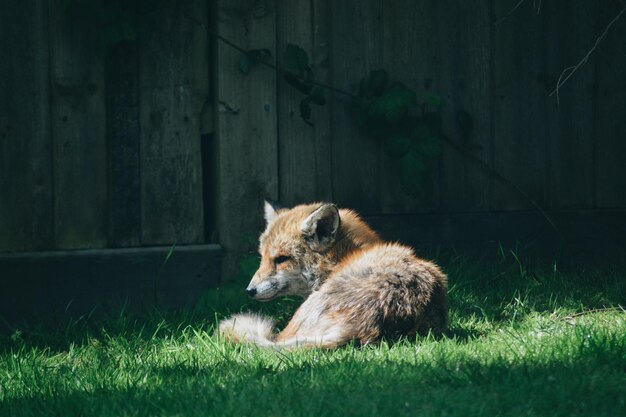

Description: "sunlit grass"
1 252 624 417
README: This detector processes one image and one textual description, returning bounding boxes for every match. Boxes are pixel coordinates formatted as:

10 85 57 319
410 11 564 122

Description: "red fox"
218 201 448 348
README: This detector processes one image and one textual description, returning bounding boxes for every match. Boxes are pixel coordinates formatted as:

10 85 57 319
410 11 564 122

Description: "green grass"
1 252 625 417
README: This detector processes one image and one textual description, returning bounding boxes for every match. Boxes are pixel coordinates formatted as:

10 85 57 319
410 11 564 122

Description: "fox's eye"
274 255 291 265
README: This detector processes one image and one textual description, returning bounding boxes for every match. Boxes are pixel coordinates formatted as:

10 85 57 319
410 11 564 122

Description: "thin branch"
494 0 527 26
441 137 565 242
562 306 625 322
550 7 626 105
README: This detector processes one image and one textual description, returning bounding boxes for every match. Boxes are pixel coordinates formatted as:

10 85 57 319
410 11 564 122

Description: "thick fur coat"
218 202 448 348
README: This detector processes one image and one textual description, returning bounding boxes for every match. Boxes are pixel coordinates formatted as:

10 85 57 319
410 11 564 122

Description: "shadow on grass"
1 335 624 417
1 253 624 354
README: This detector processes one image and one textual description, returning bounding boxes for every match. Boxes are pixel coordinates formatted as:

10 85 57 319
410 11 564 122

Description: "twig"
550 7 626 105
494 0 527 26
562 306 626 322
442 137 565 242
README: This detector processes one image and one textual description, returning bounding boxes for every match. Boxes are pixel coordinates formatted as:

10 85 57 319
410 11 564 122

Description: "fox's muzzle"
246 272 283 301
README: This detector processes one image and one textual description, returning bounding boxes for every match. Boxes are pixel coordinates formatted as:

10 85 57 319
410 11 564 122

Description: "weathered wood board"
544 0 597 209
0 0 54 251
380 0 441 214
216 0 279 278
139 0 209 245
493 0 548 210
330 0 382 214
49 0 108 249
438 0 492 212
595 0 626 208
106 41 141 247
277 0 332 207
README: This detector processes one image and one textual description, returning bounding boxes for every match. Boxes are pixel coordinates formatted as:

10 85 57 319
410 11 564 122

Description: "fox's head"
245 201 341 301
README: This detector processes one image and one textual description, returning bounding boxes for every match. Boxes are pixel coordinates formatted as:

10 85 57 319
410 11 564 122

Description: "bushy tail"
217 313 276 347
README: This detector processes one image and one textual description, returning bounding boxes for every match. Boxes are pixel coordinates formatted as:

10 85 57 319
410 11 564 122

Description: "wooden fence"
1 0 626 280
215 0 626 273
0 0 210 253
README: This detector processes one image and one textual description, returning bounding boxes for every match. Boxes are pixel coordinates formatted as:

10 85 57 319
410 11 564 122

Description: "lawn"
1 250 625 417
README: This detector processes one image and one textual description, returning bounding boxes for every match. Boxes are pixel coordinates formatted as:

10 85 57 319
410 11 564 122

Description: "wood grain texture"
277 0 332 207
595 0 626 208
492 0 548 210
544 0 596 209
379 0 441 214
330 0 381 214
49 0 107 249
216 0 279 279
106 41 141 247
0 0 53 251
438 0 492 212
139 0 209 245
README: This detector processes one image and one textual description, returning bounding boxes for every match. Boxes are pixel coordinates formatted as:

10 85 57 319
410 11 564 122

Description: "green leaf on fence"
284 43 310 76
368 84 417 122
426 93 443 108
300 97 313 126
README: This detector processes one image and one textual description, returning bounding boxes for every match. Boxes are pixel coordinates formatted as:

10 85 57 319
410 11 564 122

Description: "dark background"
1 0 625 320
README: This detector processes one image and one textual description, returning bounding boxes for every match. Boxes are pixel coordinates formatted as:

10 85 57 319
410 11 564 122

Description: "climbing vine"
241 43 447 197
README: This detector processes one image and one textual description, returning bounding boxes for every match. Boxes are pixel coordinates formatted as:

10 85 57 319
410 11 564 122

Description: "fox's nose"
246 287 257 297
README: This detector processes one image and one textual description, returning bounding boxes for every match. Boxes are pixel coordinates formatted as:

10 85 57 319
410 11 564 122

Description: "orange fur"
217 202 448 348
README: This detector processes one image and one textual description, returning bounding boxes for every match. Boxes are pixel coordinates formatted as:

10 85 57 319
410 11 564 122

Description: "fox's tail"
217 313 277 347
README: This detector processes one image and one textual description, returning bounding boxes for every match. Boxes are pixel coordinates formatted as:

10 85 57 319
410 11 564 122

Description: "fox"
217 201 448 349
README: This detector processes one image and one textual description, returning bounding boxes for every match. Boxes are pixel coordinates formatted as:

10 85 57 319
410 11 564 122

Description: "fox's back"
316 243 448 341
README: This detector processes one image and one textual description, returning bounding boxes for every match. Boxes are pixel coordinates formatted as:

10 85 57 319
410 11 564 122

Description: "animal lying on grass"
218 201 449 349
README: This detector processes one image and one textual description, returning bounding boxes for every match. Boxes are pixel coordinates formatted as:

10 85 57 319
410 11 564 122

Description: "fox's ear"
264 199 283 223
300 204 340 251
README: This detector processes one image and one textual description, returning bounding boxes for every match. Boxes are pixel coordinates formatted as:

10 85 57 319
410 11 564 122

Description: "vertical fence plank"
310 0 333 204
544 0 597 209
139 0 209 245
330 0 381 214
0 0 53 251
277 0 332 207
438 0 492 212
595 1 626 208
379 0 440 214
106 41 141 247
492 0 548 210
216 0 278 279
49 0 107 249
